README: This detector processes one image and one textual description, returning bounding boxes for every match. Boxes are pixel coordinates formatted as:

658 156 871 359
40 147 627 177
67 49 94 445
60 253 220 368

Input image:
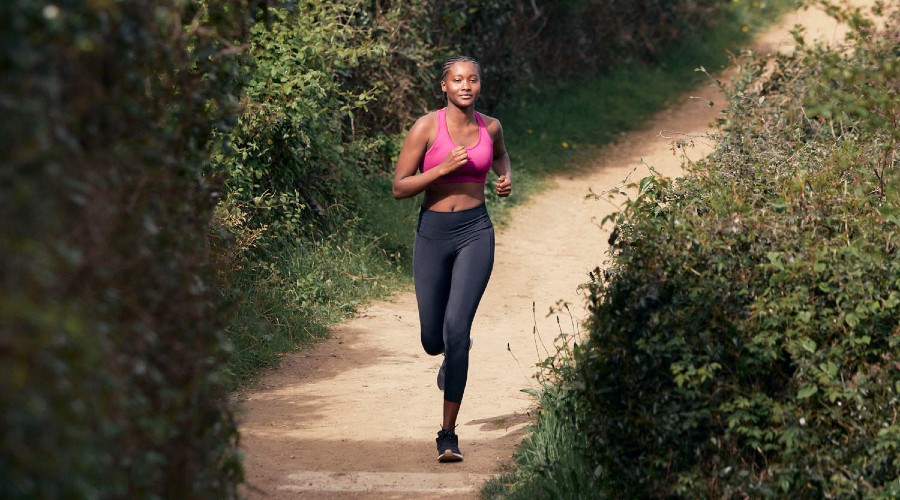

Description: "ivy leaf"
766 251 784 270
821 361 838 379
797 384 818 399
798 338 816 353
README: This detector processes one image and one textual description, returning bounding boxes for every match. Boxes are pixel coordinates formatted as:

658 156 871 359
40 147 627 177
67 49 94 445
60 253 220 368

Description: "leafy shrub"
212 2 395 241
526 0 719 77
573 4 899 497
1 1 260 496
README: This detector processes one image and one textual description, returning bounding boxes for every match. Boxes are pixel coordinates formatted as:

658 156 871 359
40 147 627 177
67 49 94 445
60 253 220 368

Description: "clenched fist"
441 146 468 176
495 175 511 197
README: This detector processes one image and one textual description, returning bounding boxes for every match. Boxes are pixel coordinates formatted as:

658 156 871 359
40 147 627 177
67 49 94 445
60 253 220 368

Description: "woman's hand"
441 146 468 176
495 175 511 197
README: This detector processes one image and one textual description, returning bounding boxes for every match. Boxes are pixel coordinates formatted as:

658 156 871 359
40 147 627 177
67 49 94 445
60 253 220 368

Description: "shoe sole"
438 449 464 462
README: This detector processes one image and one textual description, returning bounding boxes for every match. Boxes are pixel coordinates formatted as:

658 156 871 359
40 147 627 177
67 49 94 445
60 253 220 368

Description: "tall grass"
222 221 407 386
483 389 601 500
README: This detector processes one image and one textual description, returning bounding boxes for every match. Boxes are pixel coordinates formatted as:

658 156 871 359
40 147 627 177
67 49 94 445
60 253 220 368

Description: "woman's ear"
440 80 447 93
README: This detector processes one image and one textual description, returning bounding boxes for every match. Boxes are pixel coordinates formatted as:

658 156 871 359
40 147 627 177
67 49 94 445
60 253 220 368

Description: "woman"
392 55 512 462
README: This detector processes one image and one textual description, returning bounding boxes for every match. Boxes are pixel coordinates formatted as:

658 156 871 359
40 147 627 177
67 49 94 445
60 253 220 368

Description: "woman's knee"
443 316 471 342
421 333 444 356
443 333 470 358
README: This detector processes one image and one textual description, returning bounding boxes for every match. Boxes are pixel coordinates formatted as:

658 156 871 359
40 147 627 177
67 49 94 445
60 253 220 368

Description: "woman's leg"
441 227 495 406
413 233 453 356
442 400 461 430
437 226 494 462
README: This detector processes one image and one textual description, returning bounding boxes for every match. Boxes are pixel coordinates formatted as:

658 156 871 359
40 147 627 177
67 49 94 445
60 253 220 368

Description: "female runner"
392 55 512 462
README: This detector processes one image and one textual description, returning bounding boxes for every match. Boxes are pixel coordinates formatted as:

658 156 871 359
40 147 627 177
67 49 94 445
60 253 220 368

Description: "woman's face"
441 62 481 108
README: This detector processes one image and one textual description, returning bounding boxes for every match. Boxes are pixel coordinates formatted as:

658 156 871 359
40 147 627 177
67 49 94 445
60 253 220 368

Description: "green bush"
208 2 426 382
1 1 258 496
573 4 899 497
212 2 395 240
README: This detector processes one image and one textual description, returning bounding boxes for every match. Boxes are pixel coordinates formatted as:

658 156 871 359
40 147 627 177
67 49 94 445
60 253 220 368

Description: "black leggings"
413 204 494 403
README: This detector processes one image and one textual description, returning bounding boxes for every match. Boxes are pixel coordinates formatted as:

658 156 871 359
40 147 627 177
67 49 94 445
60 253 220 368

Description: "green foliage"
528 0 718 74
214 3 394 239
1 1 258 496
569 4 900 497
209 2 429 382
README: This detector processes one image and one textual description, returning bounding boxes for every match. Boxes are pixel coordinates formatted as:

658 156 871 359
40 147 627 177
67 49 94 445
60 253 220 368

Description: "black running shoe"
436 428 464 462
436 338 473 391
437 358 447 391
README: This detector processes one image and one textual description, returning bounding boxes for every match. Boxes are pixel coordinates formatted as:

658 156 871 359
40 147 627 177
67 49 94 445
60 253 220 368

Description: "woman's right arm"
392 116 466 200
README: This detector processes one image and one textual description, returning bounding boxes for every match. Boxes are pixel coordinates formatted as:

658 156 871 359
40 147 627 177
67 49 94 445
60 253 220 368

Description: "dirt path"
236 4 875 498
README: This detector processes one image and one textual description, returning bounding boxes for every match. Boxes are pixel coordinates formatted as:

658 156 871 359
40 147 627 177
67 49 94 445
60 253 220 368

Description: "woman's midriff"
423 182 485 212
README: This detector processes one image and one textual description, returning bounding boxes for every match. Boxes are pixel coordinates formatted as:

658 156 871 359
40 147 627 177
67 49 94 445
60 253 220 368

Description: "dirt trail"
236 4 875 498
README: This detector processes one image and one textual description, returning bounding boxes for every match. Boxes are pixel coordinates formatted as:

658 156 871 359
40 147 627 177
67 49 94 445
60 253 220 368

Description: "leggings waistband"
416 204 492 240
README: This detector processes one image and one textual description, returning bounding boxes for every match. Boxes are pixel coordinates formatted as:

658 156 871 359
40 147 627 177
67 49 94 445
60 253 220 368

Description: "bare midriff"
422 182 485 212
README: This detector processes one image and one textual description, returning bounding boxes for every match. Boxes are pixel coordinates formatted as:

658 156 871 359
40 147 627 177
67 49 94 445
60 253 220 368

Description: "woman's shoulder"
407 110 440 140
477 112 503 137
477 111 499 124
413 110 443 130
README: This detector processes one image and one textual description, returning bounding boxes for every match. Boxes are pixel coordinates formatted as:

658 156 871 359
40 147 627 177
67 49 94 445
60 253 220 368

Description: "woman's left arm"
490 119 512 198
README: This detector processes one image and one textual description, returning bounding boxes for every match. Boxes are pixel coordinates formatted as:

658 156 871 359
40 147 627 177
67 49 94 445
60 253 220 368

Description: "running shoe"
436 338 473 391
437 358 447 391
436 428 464 462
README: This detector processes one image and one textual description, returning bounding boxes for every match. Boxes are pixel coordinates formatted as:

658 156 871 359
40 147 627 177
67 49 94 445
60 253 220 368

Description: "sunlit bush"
575 4 899 497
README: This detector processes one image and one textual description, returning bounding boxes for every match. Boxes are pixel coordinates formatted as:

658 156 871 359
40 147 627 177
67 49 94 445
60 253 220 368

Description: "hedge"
574 4 900 496
1 1 260 496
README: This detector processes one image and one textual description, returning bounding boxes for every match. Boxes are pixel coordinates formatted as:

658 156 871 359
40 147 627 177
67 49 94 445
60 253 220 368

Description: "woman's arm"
489 120 512 198
392 114 467 200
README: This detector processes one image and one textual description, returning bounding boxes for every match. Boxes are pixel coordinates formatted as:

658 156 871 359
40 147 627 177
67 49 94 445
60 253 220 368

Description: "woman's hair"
440 55 481 81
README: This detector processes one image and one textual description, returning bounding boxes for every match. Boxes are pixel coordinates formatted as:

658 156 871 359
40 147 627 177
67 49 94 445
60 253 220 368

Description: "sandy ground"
235 3 879 498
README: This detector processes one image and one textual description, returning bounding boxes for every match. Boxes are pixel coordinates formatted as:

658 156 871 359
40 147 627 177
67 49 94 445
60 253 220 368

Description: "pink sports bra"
421 108 493 184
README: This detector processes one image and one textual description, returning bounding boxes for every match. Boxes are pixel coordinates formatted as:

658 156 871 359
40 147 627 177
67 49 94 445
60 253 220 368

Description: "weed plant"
482 304 604 499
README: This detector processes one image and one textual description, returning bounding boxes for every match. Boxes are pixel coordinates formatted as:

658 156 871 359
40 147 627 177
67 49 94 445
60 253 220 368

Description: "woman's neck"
445 104 476 124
